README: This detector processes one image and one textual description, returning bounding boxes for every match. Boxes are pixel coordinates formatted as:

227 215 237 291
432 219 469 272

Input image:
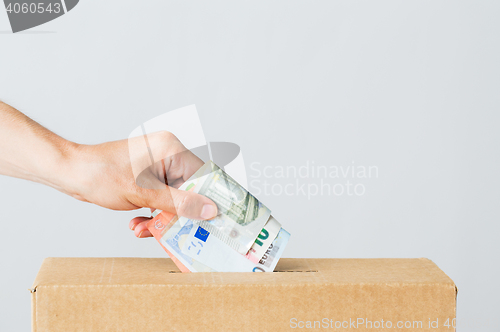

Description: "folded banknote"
147 161 290 272
181 161 272 254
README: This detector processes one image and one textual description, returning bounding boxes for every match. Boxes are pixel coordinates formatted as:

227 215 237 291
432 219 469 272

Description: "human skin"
0 101 217 238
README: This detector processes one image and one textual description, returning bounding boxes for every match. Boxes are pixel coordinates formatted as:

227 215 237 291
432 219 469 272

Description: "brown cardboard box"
30 258 456 332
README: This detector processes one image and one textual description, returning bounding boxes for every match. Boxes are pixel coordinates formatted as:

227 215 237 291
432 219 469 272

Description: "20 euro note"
180 161 272 254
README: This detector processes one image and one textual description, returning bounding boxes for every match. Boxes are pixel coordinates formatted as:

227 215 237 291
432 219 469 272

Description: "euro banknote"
146 211 210 272
245 216 281 264
147 161 290 272
177 218 290 272
148 211 290 272
179 161 272 254
246 227 290 272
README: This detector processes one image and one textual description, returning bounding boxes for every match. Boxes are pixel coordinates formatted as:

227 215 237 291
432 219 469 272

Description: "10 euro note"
147 160 291 272
148 210 290 272
177 217 290 272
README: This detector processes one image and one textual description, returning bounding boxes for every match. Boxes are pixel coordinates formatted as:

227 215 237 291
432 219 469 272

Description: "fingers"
140 180 218 220
154 140 204 188
134 222 152 238
130 130 218 224
129 216 153 238
171 188 218 219
169 148 204 184
131 131 204 189
129 216 150 231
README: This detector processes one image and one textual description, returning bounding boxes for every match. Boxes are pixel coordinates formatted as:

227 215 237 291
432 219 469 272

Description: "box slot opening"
167 270 319 273
275 270 318 273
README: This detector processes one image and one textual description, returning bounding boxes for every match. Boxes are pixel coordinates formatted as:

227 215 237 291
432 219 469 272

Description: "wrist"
40 139 82 197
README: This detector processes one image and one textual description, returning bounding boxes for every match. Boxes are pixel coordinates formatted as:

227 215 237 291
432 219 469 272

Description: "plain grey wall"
1 1 499 331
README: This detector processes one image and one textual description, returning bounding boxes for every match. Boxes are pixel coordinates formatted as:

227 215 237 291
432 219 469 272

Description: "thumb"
142 182 218 220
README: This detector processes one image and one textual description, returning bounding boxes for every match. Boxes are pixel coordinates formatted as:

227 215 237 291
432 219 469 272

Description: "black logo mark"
3 0 79 33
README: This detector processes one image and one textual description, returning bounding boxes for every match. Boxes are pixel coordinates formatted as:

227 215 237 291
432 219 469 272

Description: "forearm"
0 101 77 194
0 102 218 219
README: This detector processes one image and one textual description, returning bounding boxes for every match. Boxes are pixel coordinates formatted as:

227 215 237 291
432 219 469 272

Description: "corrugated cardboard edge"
30 257 60 332
30 258 45 332
421 257 458 291
30 257 50 293
420 257 458 328
31 287 36 332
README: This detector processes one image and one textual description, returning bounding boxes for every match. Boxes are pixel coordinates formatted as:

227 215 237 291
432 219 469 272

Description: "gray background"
1 1 499 331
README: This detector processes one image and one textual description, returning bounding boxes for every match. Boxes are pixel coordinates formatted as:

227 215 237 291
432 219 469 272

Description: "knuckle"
150 131 187 160
134 187 152 208
175 193 193 216
156 130 177 142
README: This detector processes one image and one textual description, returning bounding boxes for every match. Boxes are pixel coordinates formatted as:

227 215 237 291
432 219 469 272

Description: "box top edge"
30 257 455 289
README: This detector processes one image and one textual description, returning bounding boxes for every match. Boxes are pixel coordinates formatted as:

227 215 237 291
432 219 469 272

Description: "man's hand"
0 101 217 238
69 131 217 238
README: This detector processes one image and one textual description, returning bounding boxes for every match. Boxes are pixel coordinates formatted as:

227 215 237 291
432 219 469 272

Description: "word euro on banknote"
179 161 272 254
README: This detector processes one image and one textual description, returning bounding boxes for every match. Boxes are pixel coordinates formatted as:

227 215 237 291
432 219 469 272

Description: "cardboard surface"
31 258 457 331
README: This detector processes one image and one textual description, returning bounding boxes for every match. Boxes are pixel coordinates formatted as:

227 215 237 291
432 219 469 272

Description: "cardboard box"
30 258 456 331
